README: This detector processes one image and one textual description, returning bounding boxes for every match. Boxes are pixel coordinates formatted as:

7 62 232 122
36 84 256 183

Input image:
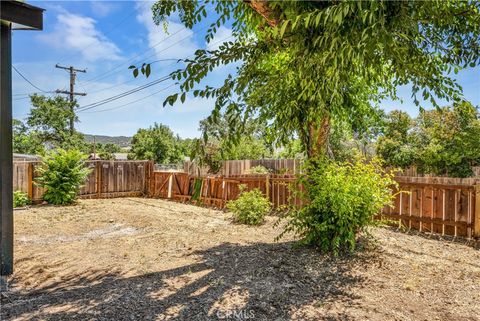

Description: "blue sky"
11 1 480 138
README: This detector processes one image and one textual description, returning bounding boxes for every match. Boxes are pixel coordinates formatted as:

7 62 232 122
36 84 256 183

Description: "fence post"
474 184 480 238
265 174 270 201
27 162 34 200
96 161 102 199
167 173 173 199
145 161 153 196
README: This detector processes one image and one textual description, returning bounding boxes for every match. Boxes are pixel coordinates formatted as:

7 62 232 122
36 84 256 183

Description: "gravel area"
1 198 480 320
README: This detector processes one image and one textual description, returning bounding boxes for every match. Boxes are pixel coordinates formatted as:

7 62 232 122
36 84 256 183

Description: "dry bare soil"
1 198 480 321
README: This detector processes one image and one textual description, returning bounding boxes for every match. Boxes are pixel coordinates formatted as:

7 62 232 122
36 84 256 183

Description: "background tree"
276 139 304 159
128 123 185 163
27 94 85 150
12 119 44 155
413 101 480 177
191 113 273 173
376 110 415 168
84 142 122 160
376 102 480 177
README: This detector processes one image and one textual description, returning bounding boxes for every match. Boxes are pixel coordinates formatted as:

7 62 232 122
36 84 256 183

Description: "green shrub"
36 149 91 205
13 191 30 208
281 157 397 255
227 185 272 225
246 165 270 174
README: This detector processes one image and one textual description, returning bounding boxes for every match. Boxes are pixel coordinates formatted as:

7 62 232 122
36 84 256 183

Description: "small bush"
227 185 272 225
281 157 397 255
36 149 91 205
13 191 30 208
246 165 270 174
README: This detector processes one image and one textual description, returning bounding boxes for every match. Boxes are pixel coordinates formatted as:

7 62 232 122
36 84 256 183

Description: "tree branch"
243 0 281 27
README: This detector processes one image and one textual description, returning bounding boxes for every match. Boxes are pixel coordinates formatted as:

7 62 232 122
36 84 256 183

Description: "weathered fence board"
381 176 479 238
13 160 151 201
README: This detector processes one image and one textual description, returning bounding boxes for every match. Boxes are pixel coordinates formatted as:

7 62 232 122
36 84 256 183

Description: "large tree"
377 102 480 177
376 110 415 168
134 0 480 159
27 94 84 150
12 119 44 155
128 123 185 164
413 101 480 177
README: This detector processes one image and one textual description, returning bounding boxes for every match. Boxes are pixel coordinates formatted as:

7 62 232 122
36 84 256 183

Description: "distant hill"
83 134 132 147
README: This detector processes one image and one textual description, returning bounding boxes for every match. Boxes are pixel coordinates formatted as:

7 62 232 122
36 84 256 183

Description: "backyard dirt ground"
1 197 480 321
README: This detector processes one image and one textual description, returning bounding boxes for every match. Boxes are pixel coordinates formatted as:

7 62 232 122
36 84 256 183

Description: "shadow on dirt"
1 242 376 321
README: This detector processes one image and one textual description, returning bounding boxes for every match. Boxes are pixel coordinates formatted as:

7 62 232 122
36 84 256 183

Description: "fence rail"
13 160 152 202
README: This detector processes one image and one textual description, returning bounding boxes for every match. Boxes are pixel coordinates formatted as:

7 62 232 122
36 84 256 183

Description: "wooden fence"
395 165 480 177
382 176 480 238
149 171 480 239
148 172 301 209
13 160 152 202
12 160 480 239
183 159 304 177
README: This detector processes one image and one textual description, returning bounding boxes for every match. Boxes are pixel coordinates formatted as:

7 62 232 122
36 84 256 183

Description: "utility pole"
55 64 86 134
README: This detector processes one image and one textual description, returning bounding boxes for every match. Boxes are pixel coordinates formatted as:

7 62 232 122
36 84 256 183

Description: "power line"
81 21 214 86
13 96 30 102
86 58 181 95
80 83 176 114
77 75 172 111
12 65 53 93
83 27 189 84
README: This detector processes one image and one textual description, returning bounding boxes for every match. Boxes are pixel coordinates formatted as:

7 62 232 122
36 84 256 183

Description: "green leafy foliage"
276 139 304 159
27 95 85 150
376 111 415 168
13 191 30 208
246 165 269 174
85 142 122 160
128 123 186 164
282 157 397 254
414 101 480 177
36 149 91 205
377 101 480 177
191 114 273 173
12 119 44 155
227 185 272 225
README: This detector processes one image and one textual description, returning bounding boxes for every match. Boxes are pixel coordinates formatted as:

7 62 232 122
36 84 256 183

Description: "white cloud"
90 1 118 17
135 2 198 63
207 26 233 51
38 12 121 62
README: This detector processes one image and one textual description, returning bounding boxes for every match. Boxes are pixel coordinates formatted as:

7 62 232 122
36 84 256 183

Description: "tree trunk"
307 115 330 159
